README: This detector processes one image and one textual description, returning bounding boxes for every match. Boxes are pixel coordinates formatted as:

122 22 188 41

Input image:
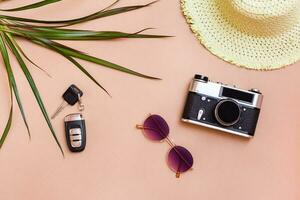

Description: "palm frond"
0 1 166 155
0 0 61 12
0 33 31 139
4 33 64 156
5 25 169 40
57 54 111 96
0 75 13 149
7 32 51 76
0 1 157 26
30 36 111 95
28 37 160 80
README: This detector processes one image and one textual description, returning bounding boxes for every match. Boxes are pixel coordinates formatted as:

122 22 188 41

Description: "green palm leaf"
53 1 158 27
0 80 13 149
57 54 111 96
28 37 160 80
0 34 31 139
6 26 168 40
7 34 51 77
0 1 157 26
4 33 64 156
0 0 61 12
30 36 110 95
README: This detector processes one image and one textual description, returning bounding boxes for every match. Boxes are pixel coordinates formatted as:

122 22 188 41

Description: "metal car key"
51 84 83 119
65 113 86 152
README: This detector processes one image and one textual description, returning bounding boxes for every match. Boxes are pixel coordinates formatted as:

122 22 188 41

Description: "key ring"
78 93 85 111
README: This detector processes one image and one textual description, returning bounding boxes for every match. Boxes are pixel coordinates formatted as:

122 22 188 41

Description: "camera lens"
215 99 241 126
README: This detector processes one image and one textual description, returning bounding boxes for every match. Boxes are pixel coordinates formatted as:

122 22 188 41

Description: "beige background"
0 0 299 199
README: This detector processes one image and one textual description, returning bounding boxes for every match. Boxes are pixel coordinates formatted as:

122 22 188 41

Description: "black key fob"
63 84 83 106
64 113 86 152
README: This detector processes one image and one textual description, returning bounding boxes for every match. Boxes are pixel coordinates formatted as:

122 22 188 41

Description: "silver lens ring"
214 99 241 127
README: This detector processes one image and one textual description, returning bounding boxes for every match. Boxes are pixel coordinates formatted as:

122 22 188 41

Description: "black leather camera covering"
182 92 260 136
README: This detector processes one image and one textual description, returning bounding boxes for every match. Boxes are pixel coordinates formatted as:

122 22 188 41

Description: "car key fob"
64 113 86 152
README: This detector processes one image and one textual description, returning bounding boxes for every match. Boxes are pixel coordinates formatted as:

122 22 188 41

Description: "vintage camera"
182 74 263 138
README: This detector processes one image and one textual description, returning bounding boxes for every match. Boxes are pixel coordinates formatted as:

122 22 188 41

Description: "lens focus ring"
215 99 241 127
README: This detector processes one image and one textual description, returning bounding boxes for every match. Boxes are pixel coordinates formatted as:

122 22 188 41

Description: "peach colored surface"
0 0 299 199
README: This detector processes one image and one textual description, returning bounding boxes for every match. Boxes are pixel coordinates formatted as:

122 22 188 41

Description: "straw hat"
181 0 300 70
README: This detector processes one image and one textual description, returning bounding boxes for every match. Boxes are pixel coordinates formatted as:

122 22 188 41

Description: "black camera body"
182 74 263 138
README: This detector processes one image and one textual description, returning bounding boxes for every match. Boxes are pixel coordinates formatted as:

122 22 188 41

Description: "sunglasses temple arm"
136 125 161 133
136 125 170 142
136 125 144 129
136 125 159 132
176 161 182 178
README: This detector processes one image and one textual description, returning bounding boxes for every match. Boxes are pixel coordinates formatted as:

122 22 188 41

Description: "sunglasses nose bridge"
165 136 175 147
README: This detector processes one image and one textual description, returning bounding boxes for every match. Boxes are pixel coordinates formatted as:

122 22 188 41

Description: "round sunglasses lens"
143 115 170 141
167 146 193 173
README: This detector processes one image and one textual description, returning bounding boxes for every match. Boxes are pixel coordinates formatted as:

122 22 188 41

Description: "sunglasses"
136 114 194 178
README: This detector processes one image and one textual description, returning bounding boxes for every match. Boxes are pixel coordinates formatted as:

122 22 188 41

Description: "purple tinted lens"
167 146 193 173
143 115 169 141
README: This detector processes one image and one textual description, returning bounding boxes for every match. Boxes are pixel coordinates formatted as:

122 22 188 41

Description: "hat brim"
181 0 300 70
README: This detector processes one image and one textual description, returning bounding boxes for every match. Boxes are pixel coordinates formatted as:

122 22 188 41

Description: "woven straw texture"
181 0 300 70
